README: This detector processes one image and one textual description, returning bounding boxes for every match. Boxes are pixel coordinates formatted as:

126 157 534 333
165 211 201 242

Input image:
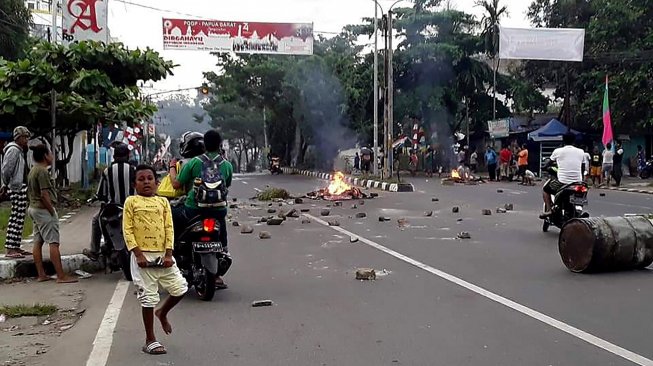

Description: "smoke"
289 59 358 170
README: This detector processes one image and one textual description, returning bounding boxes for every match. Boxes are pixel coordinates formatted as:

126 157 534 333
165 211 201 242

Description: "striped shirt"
97 162 135 205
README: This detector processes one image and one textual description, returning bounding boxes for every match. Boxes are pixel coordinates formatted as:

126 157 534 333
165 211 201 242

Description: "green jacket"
176 152 234 210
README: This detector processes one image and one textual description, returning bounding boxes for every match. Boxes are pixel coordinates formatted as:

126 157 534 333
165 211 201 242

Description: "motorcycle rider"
169 130 233 289
540 133 585 218
84 143 134 261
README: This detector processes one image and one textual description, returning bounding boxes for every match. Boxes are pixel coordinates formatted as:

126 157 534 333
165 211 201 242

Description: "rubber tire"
542 221 550 233
195 268 216 302
118 249 132 281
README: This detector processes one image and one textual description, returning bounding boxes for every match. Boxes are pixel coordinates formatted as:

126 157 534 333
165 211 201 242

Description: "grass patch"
257 187 290 201
0 304 57 318
0 205 33 251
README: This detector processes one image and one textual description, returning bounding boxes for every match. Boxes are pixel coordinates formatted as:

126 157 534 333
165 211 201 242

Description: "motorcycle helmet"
179 131 205 158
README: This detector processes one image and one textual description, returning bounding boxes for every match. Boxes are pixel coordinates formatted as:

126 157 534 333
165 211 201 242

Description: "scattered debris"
294 198 304 204
355 212 367 219
432 198 439 202
232 198 238 202
0 314 5 323
424 211 433 217
328 220 341 226
300 208 310 213
259 231 272 239
351 204 358 209
232 221 240 227
350 237 359 243
301 218 312 224
356 268 376 280
240 225 254 234
59 324 74 331
320 209 331 216
496 208 507 214
258 217 269 223
251 300 274 307
74 270 92 279
334 202 343 207
378 216 390 222
600 193 606 197
370 193 379 198
457 231 471 239
442 179 454 186
267 208 277 214
397 218 408 227
452 207 460 213
504 203 514 211
482 209 492 215
497 189 504 193
267 218 284 226
257 187 290 201
359 200 365 205
457 218 463 222
229 204 238 209
286 209 300 218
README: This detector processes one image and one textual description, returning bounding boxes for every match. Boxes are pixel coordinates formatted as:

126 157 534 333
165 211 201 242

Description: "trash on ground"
424 211 433 217
294 198 304 204
328 220 341 226
370 193 379 198
232 221 240 226
350 237 359 243
334 201 343 207
74 270 92 279
496 208 507 214
351 204 358 209
300 208 310 213
241 225 254 234
321 209 331 216
257 187 290 201
504 203 514 211
397 218 408 227
482 209 492 215
267 218 284 226
356 268 376 280
259 231 272 239
497 189 504 193
267 208 277 213
251 300 274 307
301 218 312 224
356 212 367 218
452 207 460 213
600 193 606 197
457 231 471 239
379 216 390 222
432 198 439 202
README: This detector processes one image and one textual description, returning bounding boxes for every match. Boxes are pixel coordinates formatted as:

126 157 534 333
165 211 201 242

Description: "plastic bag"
157 162 184 198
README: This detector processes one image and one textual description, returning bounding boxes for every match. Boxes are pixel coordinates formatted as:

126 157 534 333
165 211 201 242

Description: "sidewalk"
0 206 101 279
598 176 653 195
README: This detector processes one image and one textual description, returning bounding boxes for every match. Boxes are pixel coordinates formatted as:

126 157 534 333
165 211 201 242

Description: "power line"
110 0 339 35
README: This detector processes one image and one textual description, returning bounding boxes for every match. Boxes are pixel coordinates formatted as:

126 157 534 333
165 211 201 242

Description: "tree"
0 40 175 181
0 0 31 60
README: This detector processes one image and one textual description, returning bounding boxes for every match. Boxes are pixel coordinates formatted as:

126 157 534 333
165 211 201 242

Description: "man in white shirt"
541 133 585 217
602 143 614 187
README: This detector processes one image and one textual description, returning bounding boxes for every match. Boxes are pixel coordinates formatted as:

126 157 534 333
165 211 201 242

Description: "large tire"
118 250 132 281
194 267 216 301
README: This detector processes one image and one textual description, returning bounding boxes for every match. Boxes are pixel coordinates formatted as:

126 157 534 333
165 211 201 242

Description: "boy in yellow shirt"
123 165 187 355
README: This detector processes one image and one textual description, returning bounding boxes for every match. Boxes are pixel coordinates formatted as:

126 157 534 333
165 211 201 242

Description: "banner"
162 19 313 55
499 27 585 62
487 119 510 139
62 0 109 44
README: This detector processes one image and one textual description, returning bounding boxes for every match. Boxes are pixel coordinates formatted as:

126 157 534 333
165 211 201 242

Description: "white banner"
499 27 585 62
62 0 109 45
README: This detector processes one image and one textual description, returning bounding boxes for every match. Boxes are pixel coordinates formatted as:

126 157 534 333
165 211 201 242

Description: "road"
53 173 653 366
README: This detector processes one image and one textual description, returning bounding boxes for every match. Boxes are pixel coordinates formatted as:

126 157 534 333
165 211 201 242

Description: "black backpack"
193 154 228 208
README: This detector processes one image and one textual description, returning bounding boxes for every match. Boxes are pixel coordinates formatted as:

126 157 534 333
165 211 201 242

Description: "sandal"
5 252 25 259
18 249 32 256
142 341 167 355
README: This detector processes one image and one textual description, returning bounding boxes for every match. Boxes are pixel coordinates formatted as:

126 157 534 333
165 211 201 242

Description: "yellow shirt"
123 195 173 252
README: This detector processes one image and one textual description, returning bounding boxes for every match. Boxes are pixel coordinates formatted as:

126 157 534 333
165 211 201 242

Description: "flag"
602 75 614 147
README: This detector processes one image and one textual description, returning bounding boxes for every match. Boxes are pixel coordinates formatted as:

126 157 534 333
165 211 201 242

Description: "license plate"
570 196 587 205
192 242 220 251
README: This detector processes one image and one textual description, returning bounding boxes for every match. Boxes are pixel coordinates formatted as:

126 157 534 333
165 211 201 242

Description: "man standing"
353 152 360 172
590 147 602 187
499 145 512 180
602 143 614 187
83 143 135 261
612 142 624 187
485 146 498 181
518 144 529 185
469 147 478 174
1 127 32 258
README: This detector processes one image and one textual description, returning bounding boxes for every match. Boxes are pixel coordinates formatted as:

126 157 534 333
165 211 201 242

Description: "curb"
282 167 415 192
0 254 103 280
599 187 653 195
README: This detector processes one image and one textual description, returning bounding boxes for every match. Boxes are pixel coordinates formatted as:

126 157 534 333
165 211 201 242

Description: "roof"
528 119 581 142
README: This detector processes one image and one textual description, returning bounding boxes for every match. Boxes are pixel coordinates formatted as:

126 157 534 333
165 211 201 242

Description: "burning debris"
306 171 367 201
442 168 486 184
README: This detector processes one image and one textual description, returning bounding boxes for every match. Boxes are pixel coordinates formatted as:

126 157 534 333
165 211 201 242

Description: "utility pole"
382 14 389 179
373 2 379 177
387 10 394 177
50 0 59 178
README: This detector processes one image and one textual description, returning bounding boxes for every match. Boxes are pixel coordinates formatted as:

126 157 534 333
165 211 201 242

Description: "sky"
106 0 532 93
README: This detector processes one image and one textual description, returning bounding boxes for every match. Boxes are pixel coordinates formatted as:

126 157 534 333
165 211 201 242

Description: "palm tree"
0 0 31 60
475 0 508 121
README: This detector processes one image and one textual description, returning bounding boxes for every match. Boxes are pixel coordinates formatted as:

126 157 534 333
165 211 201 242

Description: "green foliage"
256 187 290 201
0 304 57 318
0 0 31 60
523 0 653 130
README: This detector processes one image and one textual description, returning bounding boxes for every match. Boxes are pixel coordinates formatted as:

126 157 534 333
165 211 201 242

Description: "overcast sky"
106 0 531 93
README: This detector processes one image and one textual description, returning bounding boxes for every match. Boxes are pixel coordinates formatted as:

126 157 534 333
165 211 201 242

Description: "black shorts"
543 179 565 195
518 165 527 176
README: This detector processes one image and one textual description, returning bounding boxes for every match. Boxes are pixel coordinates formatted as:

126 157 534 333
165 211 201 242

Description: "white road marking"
85 280 130 366
305 213 653 366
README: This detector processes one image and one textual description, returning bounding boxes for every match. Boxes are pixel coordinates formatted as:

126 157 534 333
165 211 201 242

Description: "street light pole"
387 9 394 178
373 1 379 177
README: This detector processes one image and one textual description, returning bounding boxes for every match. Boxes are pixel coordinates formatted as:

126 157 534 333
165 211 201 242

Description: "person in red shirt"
499 146 512 180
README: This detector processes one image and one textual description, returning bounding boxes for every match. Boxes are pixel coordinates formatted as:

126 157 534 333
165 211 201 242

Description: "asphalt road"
61 173 653 366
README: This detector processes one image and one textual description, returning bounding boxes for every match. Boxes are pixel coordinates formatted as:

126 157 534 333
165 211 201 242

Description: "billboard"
162 19 313 55
499 27 585 62
487 119 510 139
62 0 109 44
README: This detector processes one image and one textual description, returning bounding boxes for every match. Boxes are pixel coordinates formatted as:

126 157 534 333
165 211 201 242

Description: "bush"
256 187 290 201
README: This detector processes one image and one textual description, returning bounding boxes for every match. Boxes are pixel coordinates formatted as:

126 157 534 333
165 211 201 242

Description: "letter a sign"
62 0 109 44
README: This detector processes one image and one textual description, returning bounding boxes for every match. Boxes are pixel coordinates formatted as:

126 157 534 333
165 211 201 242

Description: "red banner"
162 19 313 55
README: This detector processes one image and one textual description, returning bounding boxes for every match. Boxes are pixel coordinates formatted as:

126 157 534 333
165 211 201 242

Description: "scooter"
88 198 132 281
270 157 282 175
174 214 232 301
540 161 590 232
640 158 653 179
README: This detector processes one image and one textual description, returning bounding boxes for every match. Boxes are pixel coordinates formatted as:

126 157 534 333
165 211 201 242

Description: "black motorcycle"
174 214 232 301
542 181 590 232
640 158 653 179
270 157 282 175
89 198 132 281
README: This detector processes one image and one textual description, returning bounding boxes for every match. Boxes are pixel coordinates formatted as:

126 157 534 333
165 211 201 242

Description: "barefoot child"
124 165 187 355
27 145 77 283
